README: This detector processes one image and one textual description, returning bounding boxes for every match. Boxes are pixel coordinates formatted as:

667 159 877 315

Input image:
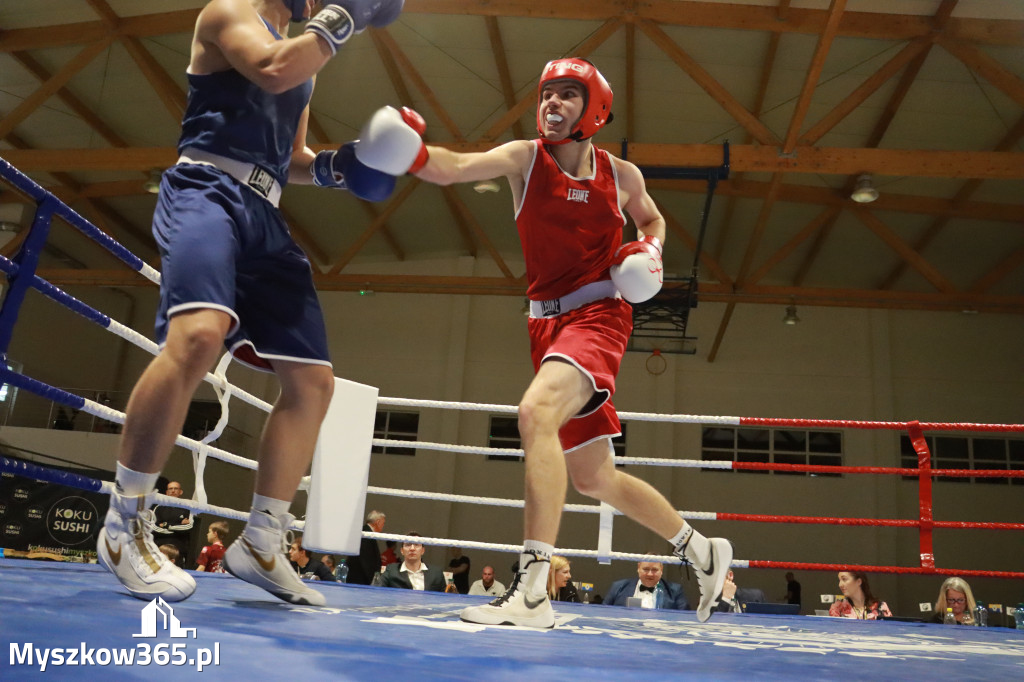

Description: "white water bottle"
943 607 956 625
975 603 987 627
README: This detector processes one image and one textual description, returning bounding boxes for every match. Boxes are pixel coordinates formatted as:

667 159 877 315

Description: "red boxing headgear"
536 58 614 144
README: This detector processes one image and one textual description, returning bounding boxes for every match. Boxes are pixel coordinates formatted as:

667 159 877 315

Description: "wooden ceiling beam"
0 39 112 140
798 38 931 146
879 113 1024 289
372 28 464 141
746 205 841 287
937 36 1024 109
2 3 1020 54
735 172 785 285
16 144 1021 181
10 51 127 148
357 201 406 262
484 16 524 140
782 0 846 153
327 178 422 274
852 206 956 294
637 19 779 146
439 186 516 279
654 198 733 286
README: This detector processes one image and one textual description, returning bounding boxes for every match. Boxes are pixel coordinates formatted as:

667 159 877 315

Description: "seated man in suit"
716 570 767 613
604 559 690 610
380 533 447 592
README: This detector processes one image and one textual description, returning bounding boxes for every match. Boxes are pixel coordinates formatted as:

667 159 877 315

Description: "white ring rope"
378 396 742 426
365 485 719 521
362 531 751 569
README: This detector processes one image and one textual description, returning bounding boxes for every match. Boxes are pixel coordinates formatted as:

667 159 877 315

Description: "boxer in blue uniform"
97 0 403 606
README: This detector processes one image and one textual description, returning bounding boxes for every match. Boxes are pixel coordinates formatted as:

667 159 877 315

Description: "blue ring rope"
0 455 105 494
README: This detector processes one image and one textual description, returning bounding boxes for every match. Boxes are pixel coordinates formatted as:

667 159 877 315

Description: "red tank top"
516 140 625 300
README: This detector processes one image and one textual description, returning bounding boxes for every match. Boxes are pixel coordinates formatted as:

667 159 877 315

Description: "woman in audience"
547 555 580 603
829 570 892 620
932 576 977 624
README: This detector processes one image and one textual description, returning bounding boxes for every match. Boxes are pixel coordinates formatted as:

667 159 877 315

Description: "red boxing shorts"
528 297 632 452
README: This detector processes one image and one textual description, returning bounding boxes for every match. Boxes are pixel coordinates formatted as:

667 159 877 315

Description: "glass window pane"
737 451 769 474
388 411 419 433
775 453 806 476
774 430 806 452
809 431 842 453
809 454 842 477
1009 440 1024 464
935 436 968 458
973 438 1006 462
489 416 519 440
702 427 734 449
737 429 769 450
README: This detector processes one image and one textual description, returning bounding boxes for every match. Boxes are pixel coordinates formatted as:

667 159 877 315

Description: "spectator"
469 565 506 597
289 538 334 582
346 510 386 585
150 481 194 567
604 559 690 610
829 571 892 620
717 570 767 613
548 556 579 603
195 520 229 573
321 554 337 577
380 540 399 567
447 546 472 594
158 544 180 564
785 571 801 606
380 534 446 592
932 576 977 625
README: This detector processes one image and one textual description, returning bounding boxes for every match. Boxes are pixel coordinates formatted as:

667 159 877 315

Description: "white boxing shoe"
222 511 325 607
97 492 196 602
683 537 733 623
460 572 555 629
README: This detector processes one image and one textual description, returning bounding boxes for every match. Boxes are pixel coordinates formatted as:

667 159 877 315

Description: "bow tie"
638 584 655 593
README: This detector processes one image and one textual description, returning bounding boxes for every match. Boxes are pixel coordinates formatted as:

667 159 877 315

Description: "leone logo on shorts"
247 166 275 198
46 496 99 546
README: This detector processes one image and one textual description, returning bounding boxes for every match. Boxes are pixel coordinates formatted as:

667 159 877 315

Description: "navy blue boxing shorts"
152 163 331 372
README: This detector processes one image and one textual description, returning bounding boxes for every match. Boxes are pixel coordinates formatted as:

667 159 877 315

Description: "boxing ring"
2 156 1023 678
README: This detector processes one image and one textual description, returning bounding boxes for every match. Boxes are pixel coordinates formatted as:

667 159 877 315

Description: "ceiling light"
783 304 800 325
850 174 879 203
143 169 163 195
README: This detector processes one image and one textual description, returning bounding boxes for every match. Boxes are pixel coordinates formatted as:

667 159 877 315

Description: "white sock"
250 493 290 520
521 540 553 596
670 522 710 568
115 462 159 497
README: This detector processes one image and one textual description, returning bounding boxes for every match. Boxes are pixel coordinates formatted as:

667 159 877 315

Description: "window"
487 415 521 461
372 410 419 456
900 434 1024 485
701 426 842 476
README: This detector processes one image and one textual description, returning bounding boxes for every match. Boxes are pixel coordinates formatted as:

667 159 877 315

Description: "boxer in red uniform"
356 58 733 628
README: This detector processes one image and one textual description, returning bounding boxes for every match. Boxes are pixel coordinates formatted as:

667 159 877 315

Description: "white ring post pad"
304 377 379 555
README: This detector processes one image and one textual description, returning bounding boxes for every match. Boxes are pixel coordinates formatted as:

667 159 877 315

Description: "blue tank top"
177 20 312 186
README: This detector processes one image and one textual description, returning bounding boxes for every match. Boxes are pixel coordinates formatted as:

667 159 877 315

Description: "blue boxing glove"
328 0 404 29
311 142 395 202
306 1 403 55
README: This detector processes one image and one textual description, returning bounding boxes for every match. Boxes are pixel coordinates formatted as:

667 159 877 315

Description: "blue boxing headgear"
286 0 307 22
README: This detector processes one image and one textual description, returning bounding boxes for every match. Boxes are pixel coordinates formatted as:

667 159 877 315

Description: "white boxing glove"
610 235 663 303
355 106 428 175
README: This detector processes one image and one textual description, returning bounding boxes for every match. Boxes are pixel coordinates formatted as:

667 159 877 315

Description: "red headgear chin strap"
536 58 614 145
